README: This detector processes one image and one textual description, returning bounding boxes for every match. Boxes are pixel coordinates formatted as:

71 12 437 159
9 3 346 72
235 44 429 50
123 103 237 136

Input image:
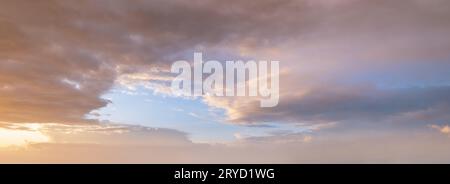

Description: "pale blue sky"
92 86 307 142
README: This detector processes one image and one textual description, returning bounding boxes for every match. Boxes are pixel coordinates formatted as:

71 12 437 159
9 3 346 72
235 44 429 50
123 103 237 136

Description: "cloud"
1 0 450 163
430 124 450 135
195 0 450 127
0 123 50 147
0 0 312 124
0 122 190 147
209 85 450 126
2 0 450 126
1 128 450 163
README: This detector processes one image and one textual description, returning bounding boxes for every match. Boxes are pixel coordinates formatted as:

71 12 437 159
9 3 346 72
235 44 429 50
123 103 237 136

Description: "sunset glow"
1 0 450 163
0 125 49 147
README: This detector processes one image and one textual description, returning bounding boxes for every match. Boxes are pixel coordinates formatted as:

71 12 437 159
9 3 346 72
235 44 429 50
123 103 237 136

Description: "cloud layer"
1 124 450 163
1 0 450 163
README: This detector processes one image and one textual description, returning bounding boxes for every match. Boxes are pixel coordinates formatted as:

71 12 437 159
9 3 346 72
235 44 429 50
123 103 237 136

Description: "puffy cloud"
2 0 450 126
0 0 313 123
196 0 450 126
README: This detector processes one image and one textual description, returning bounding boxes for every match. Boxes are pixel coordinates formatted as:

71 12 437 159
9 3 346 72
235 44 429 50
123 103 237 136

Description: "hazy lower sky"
1 0 450 163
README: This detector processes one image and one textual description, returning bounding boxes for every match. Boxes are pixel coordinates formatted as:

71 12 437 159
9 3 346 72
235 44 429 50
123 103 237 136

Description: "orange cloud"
430 124 450 135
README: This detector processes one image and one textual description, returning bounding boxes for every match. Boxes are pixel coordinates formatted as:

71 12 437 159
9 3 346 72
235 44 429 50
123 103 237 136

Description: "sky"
1 0 450 163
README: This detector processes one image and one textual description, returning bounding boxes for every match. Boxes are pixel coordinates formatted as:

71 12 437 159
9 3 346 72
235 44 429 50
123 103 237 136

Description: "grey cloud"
0 0 308 123
228 85 450 127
